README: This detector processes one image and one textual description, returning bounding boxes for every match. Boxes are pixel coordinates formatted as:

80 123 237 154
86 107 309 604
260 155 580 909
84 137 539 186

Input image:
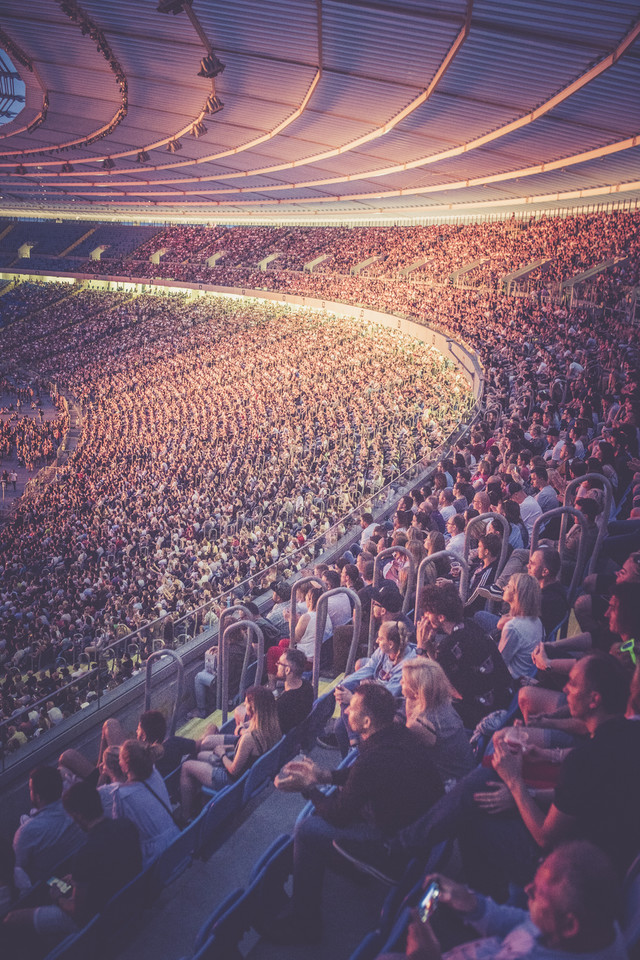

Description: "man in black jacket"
267 683 443 943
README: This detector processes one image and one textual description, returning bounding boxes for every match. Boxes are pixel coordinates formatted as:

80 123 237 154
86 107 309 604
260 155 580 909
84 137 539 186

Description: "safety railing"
314 587 362 696
530 506 589 604
0 396 483 771
564 473 613 576
218 620 264 726
414 552 470 624
144 649 184 738
368 547 416 656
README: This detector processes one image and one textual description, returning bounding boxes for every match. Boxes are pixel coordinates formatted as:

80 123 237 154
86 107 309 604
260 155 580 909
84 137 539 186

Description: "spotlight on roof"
137 150 150 163
204 94 224 115
198 54 225 78
61 162 74 173
102 157 116 170
15 164 27 175
190 121 206 137
166 139 183 153
157 0 192 12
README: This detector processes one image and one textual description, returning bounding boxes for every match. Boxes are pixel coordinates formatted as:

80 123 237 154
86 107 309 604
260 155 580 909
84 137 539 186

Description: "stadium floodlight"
15 164 27 174
136 150 150 163
102 157 115 170
204 94 224 115
198 54 225 78
166 139 183 153
61 161 74 173
190 121 206 137
157 0 192 14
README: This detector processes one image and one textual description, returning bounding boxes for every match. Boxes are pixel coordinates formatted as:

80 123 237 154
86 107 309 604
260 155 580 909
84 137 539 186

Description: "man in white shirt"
508 482 542 539
530 465 559 513
445 514 466 559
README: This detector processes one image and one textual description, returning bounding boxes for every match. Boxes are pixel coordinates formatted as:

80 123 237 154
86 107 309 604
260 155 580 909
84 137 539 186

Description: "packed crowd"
0 289 471 751
79 210 640 295
1 212 640 959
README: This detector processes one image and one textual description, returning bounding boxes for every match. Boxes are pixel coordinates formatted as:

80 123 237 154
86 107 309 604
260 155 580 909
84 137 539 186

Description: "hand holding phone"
48 876 72 898
418 880 440 922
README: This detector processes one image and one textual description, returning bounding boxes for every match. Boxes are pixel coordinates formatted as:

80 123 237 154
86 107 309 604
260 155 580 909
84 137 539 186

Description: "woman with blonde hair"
180 686 281 819
113 739 179 868
401 658 474 786
497 572 544 680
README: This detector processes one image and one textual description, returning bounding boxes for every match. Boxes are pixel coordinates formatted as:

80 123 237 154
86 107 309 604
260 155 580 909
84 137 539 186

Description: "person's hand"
474 781 516 814
416 614 433 652
531 642 551 671
421 874 478 913
275 757 323 792
492 732 524 788
404 910 442 960
523 743 552 764
334 685 353 706
213 745 226 759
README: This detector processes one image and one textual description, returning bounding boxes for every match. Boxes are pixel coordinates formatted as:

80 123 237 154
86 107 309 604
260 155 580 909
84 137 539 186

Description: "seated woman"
333 619 416 755
97 745 127 816
496 573 544 681
401 658 475 789
112 740 180 869
179 686 281 819
266 584 331 686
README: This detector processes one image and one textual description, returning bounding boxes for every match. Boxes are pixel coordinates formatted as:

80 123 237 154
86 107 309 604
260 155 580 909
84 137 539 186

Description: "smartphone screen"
418 880 440 923
47 877 72 896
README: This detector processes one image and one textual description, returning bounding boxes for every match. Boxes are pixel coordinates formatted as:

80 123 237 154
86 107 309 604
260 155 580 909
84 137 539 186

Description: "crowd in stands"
78 210 640 294
0 211 639 956
0 288 470 754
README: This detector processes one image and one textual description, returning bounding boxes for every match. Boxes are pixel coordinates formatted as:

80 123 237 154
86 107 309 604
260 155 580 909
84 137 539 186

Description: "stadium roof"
1 0 640 225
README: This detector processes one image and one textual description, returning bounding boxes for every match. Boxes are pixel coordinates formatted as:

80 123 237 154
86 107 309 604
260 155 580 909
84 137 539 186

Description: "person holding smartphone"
374 841 626 960
4 781 141 943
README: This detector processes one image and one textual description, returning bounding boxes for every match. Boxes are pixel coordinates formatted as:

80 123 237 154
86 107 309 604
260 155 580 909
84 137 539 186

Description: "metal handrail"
414 552 470 623
563 473 613 576
369 547 416 655
219 620 264 725
144 649 184 737
530 506 589 604
216 604 254 710
462 511 510 602
315 587 362 696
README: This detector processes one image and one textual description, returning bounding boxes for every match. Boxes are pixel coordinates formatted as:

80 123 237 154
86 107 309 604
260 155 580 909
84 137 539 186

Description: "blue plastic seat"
241 736 286 805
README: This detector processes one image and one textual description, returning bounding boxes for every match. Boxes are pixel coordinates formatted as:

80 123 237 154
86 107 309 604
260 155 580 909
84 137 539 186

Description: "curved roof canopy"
1 0 640 224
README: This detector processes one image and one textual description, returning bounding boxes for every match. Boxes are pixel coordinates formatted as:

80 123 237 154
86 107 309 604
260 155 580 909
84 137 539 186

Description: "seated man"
136 710 198 778
379 840 627 960
13 766 85 887
337 652 640 894
4 782 141 944
268 684 443 944
274 647 314 734
419 582 514 730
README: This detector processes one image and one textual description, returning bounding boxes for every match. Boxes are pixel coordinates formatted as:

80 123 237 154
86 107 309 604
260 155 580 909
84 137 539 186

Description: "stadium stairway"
113 742 388 960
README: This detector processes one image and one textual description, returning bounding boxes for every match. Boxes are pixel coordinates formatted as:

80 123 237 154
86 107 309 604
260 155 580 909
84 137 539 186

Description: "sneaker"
331 838 406 885
316 733 339 749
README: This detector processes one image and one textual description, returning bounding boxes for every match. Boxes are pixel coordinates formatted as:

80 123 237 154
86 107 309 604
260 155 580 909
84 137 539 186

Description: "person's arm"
492 735 575 849
213 730 254 779
497 622 518 670
294 613 310 643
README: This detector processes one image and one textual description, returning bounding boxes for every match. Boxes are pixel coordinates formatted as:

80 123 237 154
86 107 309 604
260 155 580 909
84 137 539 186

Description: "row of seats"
27 688 336 960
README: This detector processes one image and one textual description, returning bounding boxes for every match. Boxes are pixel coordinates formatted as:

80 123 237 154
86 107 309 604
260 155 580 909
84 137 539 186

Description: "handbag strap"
141 779 180 827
